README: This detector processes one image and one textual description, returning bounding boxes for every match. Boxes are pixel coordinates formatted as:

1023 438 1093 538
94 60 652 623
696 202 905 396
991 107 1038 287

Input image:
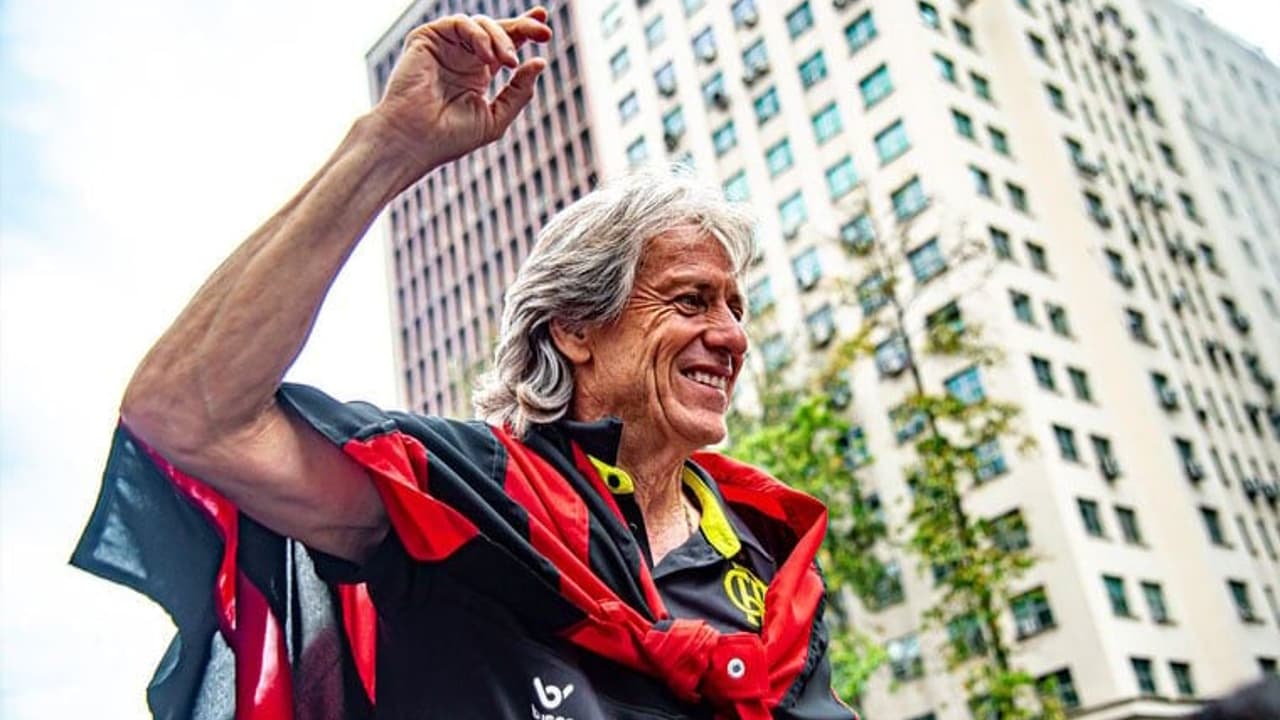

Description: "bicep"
192 403 388 563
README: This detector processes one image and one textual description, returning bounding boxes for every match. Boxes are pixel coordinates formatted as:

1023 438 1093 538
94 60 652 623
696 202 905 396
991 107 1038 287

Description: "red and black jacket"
72 383 854 719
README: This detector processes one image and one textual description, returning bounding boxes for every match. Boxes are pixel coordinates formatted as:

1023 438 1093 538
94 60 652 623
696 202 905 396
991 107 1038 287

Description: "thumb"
489 57 546 138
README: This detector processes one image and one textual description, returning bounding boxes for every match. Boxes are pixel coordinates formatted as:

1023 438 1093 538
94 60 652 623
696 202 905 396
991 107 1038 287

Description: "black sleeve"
775 595 860 720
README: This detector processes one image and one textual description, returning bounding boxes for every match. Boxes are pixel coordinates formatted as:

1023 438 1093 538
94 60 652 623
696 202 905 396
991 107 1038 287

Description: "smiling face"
560 226 749 455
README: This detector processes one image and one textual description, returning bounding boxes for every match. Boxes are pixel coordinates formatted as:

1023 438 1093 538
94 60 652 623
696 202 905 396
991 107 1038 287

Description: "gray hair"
473 166 757 436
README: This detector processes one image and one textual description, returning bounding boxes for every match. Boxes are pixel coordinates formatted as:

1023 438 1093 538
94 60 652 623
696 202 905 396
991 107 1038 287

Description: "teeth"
686 370 727 391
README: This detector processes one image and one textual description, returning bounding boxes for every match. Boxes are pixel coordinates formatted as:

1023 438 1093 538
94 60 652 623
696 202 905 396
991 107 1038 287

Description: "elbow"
119 368 214 464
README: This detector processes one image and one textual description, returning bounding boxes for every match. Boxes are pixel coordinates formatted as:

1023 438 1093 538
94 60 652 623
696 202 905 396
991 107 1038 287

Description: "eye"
675 293 707 313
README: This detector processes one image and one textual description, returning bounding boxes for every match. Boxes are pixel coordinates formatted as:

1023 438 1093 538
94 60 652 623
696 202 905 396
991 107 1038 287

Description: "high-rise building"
368 0 1280 718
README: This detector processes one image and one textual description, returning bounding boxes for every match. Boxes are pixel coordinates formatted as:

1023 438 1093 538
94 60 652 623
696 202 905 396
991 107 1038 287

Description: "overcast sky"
1 1 1277 716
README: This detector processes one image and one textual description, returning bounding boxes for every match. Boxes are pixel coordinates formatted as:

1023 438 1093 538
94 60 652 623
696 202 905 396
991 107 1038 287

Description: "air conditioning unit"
1101 456 1122 480
879 354 908 377
663 131 681 152
1151 187 1169 209
1231 312 1251 334
711 90 730 110
743 10 759 27
1263 483 1280 501
1091 209 1113 228
833 0 852 9
698 45 718 63
1243 478 1261 497
658 82 677 98
1158 386 1179 410
742 67 759 86
1054 21 1071 40
782 226 799 240
1115 269 1135 288
1171 289 1188 312
809 321 834 347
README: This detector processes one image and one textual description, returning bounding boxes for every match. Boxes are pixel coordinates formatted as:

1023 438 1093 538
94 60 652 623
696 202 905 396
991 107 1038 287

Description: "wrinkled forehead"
637 224 747 285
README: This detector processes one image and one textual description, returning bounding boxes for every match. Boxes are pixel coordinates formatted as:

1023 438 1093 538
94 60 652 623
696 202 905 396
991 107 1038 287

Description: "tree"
726 196 1062 719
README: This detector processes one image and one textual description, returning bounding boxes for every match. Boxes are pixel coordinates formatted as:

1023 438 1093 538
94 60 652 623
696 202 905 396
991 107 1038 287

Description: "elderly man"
74 7 853 719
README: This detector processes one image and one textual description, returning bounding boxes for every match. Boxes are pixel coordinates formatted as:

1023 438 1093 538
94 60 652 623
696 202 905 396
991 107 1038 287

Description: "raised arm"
120 9 552 562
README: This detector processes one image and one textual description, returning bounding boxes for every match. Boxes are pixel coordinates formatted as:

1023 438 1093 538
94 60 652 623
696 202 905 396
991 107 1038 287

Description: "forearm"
123 114 422 454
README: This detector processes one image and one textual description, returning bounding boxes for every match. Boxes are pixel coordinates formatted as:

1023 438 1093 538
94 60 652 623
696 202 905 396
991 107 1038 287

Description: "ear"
549 319 593 365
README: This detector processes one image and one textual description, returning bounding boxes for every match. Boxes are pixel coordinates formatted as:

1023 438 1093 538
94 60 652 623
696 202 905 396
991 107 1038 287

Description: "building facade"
368 1 1280 718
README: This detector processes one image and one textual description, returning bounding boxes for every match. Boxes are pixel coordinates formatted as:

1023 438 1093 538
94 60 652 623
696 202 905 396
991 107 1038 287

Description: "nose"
705 301 749 361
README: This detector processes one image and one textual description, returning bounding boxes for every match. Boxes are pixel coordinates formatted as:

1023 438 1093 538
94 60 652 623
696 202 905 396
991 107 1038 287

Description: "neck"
616 426 699 565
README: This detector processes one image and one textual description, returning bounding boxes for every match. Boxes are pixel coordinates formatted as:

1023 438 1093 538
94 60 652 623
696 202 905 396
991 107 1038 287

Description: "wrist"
350 112 439 199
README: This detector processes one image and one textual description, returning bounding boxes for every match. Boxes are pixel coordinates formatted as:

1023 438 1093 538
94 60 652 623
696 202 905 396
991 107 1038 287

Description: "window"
712 121 737 156
1116 506 1143 544
618 92 640 122
869 561 904 609
1006 182 1029 212
742 38 768 76
766 139 794 176
601 2 623 37
1053 424 1080 462
1046 303 1071 336
970 72 992 100
779 192 807 236
1067 367 1093 401
722 171 748 202
1259 520 1278 559
731 0 759 28
891 177 926 220
1010 290 1034 324
748 277 774 315
702 72 726 107
845 11 877 54
661 106 685 143
1038 669 1081 710
953 20 974 47
909 238 946 283
1229 580 1258 622
644 15 666 48
919 2 940 28
761 334 790 371
874 120 910 164
988 127 1010 155
945 366 985 405
825 156 858 199
947 614 987 659
753 86 780 124
1104 575 1133 617
1142 582 1171 623
1170 662 1195 697
992 509 1028 550
952 109 974 138
974 440 1008 480
841 214 874 253
887 634 924 680
1125 308 1151 343
786 2 814 37
1031 356 1056 391
1131 657 1157 695
969 165 993 198
610 47 631 77
1026 242 1048 272
812 102 843 143
626 137 648 166
989 226 1012 259
798 51 827 88
654 62 677 96
1078 499 1105 537
806 304 835 346
1028 32 1048 61
888 406 925 447
859 65 893 107
876 334 911 378
792 247 821 291
935 53 957 83
1012 588 1055 638
1200 507 1227 546
857 272 887 314
1046 82 1067 112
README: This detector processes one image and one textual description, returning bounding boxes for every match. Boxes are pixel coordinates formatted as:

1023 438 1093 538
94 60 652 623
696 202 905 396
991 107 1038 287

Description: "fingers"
443 15 502 69
473 15 519 68
497 8 553 50
489 58 547 137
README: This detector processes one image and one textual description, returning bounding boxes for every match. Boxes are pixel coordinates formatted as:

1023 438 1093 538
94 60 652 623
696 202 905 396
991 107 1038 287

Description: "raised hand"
371 7 553 175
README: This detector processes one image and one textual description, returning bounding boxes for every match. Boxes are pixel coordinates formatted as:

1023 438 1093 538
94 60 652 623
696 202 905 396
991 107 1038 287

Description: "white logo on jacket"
531 677 575 720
